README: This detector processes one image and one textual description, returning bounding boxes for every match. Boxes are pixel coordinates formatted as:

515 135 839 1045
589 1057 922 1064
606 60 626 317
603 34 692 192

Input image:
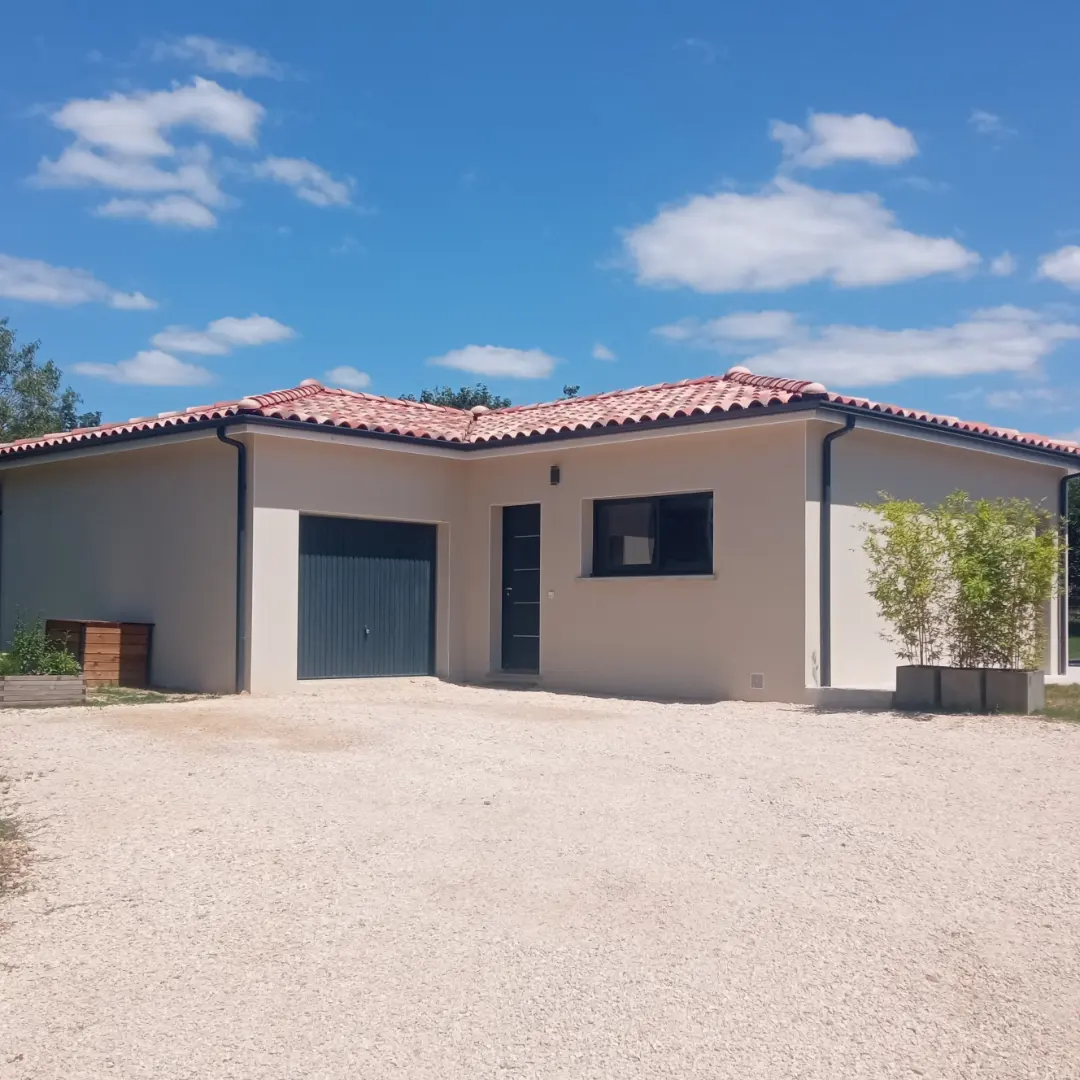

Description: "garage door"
298 515 437 679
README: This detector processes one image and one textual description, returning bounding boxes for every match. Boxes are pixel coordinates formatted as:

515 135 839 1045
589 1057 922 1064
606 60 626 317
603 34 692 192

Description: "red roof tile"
1 367 1077 459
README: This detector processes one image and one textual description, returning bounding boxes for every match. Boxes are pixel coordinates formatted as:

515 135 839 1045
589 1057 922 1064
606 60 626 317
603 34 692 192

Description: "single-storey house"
0 365 1076 703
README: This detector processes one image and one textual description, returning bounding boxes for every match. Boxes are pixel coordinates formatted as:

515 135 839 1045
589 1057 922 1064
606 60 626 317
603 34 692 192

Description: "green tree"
0 319 100 441
561 384 580 398
400 384 510 410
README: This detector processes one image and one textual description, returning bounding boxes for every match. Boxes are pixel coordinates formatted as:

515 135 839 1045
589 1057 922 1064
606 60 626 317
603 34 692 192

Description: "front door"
501 503 541 672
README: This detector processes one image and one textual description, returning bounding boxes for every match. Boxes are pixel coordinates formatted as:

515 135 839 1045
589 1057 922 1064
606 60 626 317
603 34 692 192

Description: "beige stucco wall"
0 436 237 693
460 419 810 702
246 432 468 693
809 420 1068 690
7 411 1062 703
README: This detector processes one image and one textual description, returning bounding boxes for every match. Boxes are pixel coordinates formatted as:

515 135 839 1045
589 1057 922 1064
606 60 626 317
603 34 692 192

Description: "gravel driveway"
2 680 1079 1079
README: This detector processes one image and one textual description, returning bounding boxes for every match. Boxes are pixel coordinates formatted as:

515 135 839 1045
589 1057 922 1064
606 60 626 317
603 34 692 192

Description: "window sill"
577 573 718 582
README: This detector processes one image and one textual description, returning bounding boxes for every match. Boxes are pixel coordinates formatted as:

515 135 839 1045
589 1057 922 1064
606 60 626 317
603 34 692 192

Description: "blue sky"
3 1 1080 437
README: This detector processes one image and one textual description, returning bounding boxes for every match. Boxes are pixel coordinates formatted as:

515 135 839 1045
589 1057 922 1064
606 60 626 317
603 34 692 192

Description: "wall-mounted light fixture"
550 465 561 486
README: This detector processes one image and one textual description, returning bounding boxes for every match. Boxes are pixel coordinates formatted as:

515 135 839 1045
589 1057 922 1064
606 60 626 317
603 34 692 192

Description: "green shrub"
863 490 1060 671
4 617 82 676
937 492 1059 670
860 495 948 665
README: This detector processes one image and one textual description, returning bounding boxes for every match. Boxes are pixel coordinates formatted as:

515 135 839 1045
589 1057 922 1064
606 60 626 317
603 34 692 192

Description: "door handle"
364 625 371 636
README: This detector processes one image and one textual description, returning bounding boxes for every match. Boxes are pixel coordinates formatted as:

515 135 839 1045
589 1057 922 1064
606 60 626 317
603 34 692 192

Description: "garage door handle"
364 625 371 636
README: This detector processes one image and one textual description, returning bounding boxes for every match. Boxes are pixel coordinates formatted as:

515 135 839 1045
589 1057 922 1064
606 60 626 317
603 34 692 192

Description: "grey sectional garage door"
298 515 437 679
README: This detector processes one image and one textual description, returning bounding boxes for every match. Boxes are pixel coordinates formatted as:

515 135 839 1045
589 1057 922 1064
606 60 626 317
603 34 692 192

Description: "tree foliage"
0 319 100 441
862 490 1060 671
400 384 511 410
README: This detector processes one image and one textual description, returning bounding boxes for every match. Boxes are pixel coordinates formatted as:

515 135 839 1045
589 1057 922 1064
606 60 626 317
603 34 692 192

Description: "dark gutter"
1 399 1079 467
820 415 857 688
1059 470 1080 674
812 402 1080 467
216 427 248 694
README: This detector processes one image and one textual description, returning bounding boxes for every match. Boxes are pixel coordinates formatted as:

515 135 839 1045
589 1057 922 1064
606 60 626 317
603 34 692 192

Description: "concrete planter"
895 666 941 710
0 675 86 708
984 669 1044 714
894 666 1044 714
939 668 986 712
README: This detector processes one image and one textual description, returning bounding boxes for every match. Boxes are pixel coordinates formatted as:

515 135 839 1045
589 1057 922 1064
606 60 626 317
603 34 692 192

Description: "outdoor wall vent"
750 673 765 690
550 465 561 486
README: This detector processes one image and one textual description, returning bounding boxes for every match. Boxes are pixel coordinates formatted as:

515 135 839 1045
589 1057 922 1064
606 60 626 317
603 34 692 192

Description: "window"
592 492 713 576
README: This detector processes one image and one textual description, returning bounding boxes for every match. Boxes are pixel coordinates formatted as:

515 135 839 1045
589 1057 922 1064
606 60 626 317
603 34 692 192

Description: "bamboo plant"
861 491 1060 670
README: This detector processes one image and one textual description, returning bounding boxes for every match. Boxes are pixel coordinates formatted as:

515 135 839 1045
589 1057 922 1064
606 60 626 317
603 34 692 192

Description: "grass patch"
1041 683 1080 723
86 686 215 708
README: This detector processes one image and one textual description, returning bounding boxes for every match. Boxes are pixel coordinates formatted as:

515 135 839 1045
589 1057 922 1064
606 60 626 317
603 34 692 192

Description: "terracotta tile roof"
1 367 1078 460
467 368 826 443
0 380 473 457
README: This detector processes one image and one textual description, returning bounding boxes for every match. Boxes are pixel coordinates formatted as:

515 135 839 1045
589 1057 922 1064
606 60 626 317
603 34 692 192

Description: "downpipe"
820 416 857 687
1059 470 1080 675
216 427 248 694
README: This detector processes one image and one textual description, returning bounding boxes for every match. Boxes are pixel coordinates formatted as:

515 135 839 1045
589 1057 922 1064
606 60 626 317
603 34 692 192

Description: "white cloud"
109 291 158 311
33 78 266 229
153 36 284 79
255 157 353 207
429 345 560 379
36 145 224 205
770 113 917 169
592 343 616 361
1038 246 1080 289
989 252 1016 277
970 109 1016 137
325 365 372 390
94 195 217 229
657 310 801 344
657 305 1080 387
0 253 155 309
49 77 263 157
980 386 1066 411
623 178 978 293
73 350 212 386
152 314 295 355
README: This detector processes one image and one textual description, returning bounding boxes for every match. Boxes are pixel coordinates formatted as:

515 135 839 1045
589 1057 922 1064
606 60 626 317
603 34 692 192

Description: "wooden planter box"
0 675 86 708
46 620 152 688
895 665 1044 714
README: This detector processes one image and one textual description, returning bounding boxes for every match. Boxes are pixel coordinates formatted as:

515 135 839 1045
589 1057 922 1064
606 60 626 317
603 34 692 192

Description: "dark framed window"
592 492 713 577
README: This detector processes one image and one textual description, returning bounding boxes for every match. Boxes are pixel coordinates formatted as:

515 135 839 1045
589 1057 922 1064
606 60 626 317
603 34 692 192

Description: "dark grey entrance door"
298 515 436 679
501 503 541 672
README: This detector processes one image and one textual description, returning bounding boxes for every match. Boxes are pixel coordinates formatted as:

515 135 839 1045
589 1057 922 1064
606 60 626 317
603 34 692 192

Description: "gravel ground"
2 680 1080 1080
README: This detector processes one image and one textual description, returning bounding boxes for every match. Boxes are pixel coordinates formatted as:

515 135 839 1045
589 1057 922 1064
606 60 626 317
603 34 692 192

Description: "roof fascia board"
816 404 1078 471
0 426 221 471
